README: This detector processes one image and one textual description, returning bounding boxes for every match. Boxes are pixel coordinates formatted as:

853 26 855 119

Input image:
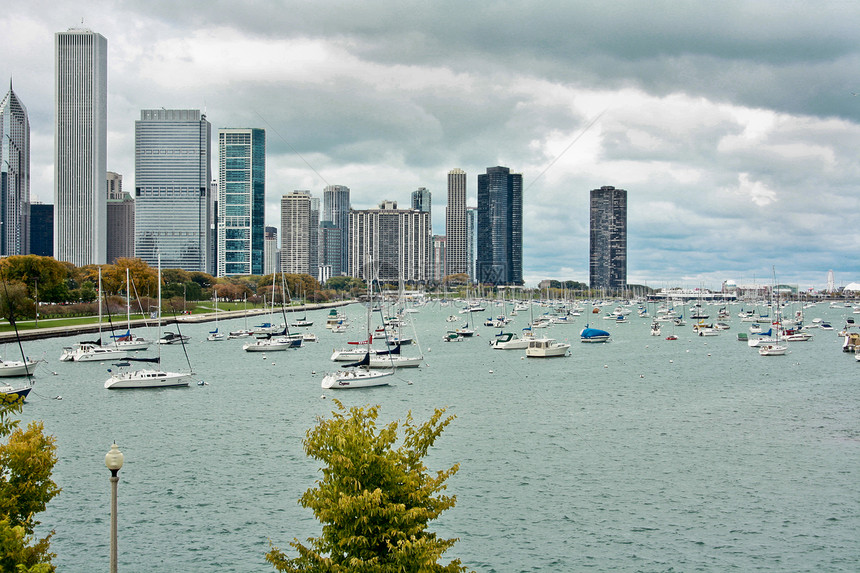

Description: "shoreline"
0 300 354 343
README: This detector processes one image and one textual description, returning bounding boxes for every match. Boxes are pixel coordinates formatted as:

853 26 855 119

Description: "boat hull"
0 360 39 377
105 370 192 389
321 369 392 389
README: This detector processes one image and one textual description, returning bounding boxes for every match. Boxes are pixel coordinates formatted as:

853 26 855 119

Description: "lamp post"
105 443 124 573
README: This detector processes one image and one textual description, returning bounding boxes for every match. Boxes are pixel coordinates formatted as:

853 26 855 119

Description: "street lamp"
105 443 124 573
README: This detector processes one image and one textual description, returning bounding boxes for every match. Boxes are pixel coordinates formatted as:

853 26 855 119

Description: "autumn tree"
0 282 36 322
0 256 69 303
267 400 468 573
0 395 61 572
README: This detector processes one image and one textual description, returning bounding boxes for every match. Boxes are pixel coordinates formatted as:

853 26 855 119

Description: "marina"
11 299 860 571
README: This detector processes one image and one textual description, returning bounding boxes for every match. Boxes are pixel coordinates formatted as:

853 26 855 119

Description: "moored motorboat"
526 338 571 357
580 325 610 343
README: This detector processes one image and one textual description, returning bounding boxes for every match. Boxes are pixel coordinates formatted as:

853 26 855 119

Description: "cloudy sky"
3 1 859 289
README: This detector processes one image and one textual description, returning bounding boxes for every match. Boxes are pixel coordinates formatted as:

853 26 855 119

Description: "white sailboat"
207 292 226 341
60 268 128 362
105 254 194 389
322 277 392 389
113 268 151 351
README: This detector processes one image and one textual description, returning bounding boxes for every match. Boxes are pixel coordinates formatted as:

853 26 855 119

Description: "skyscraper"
29 203 53 257
217 127 265 276
476 166 522 285
322 185 350 276
589 185 627 292
466 206 477 281
445 168 467 278
105 171 134 264
411 187 431 213
264 226 278 275
348 201 431 283
54 28 107 266
0 81 30 256
280 190 313 275
135 109 212 272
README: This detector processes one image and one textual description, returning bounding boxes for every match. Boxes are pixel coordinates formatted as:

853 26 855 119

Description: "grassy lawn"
0 300 308 332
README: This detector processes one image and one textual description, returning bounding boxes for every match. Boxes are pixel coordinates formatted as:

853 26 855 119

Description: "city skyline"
3 4 859 288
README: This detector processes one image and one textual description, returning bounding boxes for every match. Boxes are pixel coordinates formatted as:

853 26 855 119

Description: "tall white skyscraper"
135 110 212 272
445 168 467 278
0 80 30 256
54 28 107 266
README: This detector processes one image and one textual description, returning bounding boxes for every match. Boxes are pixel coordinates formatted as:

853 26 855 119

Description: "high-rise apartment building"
445 168 467 278
217 128 265 276
411 187 431 213
476 166 522 285
322 185 350 276
54 28 107 265
466 206 477 281
105 171 134 263
0 81 30 256
280 190 314 275
348 201 431 284
589 185 627 292
432 235 446 282
318 222 341 282
135 109 212 272
264 226 278 275
309 197 320 279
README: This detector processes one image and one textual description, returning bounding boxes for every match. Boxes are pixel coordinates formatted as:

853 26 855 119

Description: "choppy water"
14 302 860 572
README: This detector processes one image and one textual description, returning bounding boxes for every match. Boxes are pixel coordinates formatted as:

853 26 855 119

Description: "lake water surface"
15 301 860 571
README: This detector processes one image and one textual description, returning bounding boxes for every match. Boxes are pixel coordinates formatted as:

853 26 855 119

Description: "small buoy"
407 381 413 385
52 371 58 376
640 374 644 378
604 364 608 368
488 369 493 374
55 396 62 400
311 371 316 375
321 395 326 399
521 356 525 360
271 362 275 365
707 353 711 357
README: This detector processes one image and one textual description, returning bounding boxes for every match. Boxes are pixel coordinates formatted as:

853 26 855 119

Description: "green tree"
267 401 468 573
0 395 61 572
0 282 36 322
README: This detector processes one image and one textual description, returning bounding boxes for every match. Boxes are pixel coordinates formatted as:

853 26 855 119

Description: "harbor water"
14 302 860 571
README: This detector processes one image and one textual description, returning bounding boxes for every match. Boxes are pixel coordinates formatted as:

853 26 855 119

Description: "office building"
476 166 522 285
30 203 53 257
589 185 627 292
280 190 314 275
445 168 467 278
411 187 431 213
217 127 265 276
264 226 278 275
54 28 107 265
322 184 350 276
105 172 134 263
0 81 29 256
135 109 212 272
348 201 431 284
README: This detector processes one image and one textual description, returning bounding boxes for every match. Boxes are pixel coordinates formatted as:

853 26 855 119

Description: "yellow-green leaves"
267 400 470 572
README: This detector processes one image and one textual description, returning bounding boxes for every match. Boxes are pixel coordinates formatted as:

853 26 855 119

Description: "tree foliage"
267 401 468 573
0 395 60 572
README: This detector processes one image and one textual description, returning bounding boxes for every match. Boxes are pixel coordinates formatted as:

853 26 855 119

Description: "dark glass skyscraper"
589 185 627 292
217 128 265 276
476 166 522 285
